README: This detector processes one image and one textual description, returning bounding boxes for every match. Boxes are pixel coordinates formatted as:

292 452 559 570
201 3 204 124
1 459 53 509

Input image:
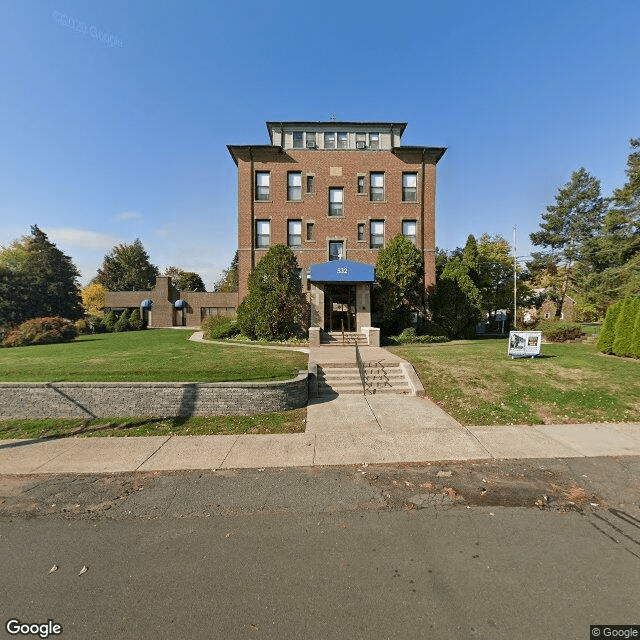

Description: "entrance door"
324 285 356 332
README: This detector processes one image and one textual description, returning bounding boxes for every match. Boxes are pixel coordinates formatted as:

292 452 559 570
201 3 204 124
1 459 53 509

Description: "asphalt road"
1 458 640 640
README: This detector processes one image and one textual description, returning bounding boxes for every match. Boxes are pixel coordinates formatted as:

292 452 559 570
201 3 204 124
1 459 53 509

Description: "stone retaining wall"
0 372 309 419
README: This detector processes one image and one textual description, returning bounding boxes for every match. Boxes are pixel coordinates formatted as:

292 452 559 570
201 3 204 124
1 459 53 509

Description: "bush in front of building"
103 310 117 332
388 327 449 345
237 245 306 341
128 309 143 331
113 309 130 332
536 320 584 343
2 316 78 348
201 314 240 340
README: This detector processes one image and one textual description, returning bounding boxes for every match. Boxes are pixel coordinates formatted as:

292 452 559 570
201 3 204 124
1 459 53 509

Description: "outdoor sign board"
508 331 542 358
308 259 375 284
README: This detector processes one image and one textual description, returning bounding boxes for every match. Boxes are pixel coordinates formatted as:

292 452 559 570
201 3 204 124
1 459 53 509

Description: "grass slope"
0 330 307 382
389 339 640 426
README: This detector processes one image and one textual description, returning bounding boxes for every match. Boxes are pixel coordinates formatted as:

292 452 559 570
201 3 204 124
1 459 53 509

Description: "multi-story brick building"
106 120 446 332
228 121 446 333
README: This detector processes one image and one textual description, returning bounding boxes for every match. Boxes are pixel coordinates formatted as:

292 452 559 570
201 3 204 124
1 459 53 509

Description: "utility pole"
513 226 517 331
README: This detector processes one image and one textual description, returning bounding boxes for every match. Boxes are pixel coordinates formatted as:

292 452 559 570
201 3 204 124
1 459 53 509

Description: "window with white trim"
369 132 380 149
402 220 417 245
370 173 384 201
255 172 270 201
306 132 316 148
402 173 418 202
288 220 302 248
255 220 270 248
337 132 348 148
356 133 366 149
370 220 384 248
329 187 343 216
288 172 302 201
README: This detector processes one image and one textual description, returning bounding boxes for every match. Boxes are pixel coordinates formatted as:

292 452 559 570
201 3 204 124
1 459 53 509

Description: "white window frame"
369 132 380 149
328 187 344 216
324 132 336 149
255 220 270 248
337 132 348 149
329 241 344 261
402 173 418 202
370 220 384 248
402 220 417 245
288 220 302 248
292 131 304 149
255 172 270 201
288 172 302 201
370 173 384 201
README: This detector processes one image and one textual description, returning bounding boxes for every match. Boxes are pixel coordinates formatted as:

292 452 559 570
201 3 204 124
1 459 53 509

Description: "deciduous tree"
93 239 159 291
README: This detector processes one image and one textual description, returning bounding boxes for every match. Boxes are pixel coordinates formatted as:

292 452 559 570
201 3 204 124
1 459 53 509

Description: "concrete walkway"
1 339 639 475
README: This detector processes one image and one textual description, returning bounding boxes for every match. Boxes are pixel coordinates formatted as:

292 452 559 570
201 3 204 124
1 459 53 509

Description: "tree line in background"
527 138 640 319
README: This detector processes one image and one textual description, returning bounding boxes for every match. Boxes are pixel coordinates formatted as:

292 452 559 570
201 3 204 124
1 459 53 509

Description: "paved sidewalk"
1 412 639 475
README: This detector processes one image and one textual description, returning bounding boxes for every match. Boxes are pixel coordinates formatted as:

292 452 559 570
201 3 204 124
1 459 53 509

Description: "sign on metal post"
508 331 542 358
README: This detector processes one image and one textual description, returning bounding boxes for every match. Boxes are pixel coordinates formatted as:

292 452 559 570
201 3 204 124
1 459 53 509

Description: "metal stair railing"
354 342 367 395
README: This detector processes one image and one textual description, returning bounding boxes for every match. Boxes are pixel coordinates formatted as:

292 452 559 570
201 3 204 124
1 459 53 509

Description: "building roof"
266 120 408 133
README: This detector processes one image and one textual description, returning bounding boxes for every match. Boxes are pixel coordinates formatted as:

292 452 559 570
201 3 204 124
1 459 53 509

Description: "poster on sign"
508 331 542 358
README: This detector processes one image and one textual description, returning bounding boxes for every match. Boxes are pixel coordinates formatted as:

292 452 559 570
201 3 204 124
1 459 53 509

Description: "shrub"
389 327 449 345
417 320 448 337
537 320 583 343
87 315 108 333
201 315 239 340
597 300 622 354
3 317 78 347
631 306 640 359
114 309 130 332
612 298 639 357
128 308 143 331
103 310 117 332
74 318 90 334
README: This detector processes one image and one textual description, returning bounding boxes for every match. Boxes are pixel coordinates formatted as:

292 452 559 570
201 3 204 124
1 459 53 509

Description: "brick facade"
228 122 446 304
105 277 238 328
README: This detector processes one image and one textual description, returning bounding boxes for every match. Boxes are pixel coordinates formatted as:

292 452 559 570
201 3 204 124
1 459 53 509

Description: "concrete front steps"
317 362 412 396
320 331 368 346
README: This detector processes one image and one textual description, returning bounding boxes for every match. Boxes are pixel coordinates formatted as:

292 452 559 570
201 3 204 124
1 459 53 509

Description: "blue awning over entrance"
309 259 375 284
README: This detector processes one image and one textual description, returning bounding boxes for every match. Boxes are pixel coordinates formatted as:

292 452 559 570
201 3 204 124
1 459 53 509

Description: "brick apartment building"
228 121 446 333
106 120 446 331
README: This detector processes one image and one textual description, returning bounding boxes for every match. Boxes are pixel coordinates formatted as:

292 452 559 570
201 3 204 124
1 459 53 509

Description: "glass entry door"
324 285 356 332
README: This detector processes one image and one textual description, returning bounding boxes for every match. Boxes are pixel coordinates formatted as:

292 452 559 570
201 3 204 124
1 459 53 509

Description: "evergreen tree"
114 309 131 332
374 235 424 333
0 225 83 325
103 310 117 332
236 246 306 340
630 303 640 359
530 168 606 318
213 252 239 292
429 257 483 338
93 239 159 291
597 300 622 354
612 298 638 357
129 308 143 331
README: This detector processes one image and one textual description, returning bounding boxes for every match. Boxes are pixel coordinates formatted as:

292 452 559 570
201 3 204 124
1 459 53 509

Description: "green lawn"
388 339 640 426
0 409 307 439
0 330 308 382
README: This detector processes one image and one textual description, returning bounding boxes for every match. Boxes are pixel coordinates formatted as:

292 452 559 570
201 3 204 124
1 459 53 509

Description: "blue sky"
1 1 639 288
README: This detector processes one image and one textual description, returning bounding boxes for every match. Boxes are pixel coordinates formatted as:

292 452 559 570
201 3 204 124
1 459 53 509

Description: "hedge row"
597 297 640 358
2 317 78 347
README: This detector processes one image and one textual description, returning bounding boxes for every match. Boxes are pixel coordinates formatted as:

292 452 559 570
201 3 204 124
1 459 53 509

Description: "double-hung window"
288 172 302 201
306 222 315 241
288 220 302 248
337 132 348 148
306 175 315 193
324 132 336 149
306 132 316 148
255 220 270 248
369 132 380 149
402 220 417 245
292 131 304 148
370 173 384 201
255 172 270 201
402 173 418 201
357 223 365 241
370 221 384 248
329 187 343 216
357 175 365 194
329 241 344 261
356 133 366 149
